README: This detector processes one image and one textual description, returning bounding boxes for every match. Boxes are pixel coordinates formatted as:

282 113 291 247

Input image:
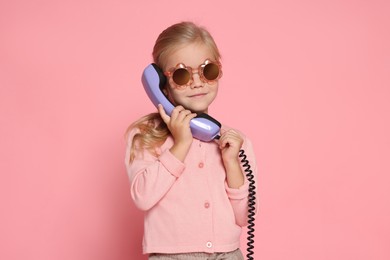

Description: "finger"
183 112 197 125
177 109 193 122
219 132 241 149
220 129 236 139
220 128 228 135
219 129 233 141
170 105 185 120
158 104 170 124
222 129 241 140
218 134 230 149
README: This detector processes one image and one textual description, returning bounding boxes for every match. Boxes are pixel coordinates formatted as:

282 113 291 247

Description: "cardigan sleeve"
224 136 259 227
125 128 185 211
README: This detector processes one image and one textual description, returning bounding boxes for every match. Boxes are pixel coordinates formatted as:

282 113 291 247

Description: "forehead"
164 42 215 69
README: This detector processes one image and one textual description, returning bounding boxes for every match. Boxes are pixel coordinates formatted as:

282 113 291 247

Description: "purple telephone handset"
142 63 221 142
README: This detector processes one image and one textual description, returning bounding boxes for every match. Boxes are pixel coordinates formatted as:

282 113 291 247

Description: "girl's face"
163 42 219 114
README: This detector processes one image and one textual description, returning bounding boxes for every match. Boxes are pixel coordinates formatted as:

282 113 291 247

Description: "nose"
190 70 203 89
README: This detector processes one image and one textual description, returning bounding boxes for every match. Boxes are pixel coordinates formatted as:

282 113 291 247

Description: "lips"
188 93 207 98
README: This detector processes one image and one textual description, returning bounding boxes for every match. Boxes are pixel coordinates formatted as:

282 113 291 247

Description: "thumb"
158 104 170 124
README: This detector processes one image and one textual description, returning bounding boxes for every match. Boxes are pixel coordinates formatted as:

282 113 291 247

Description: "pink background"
1 0 389 259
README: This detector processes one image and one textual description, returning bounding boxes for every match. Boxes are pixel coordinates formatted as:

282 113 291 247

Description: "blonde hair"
153 21 221 69
126 21 221 162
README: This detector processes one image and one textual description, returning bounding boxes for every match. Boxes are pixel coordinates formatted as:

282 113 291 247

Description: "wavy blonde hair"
126 21 221 162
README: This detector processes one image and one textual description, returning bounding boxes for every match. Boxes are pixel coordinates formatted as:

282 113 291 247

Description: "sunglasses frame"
164 59 222 89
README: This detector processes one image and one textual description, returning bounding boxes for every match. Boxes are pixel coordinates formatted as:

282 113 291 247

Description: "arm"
219 129 258 226
125 105 196 211
125 129 185 211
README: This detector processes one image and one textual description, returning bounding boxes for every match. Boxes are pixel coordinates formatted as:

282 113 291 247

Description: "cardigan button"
198 162 204 168
206 241 213 248
204 202 210 208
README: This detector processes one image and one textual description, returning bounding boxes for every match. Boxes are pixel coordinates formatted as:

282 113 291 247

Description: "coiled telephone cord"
239 149 256 260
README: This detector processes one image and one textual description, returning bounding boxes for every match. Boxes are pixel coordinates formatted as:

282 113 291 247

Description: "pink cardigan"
125 126 258 254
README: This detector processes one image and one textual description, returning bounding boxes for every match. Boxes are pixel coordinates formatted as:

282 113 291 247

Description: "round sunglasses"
164 59 222 89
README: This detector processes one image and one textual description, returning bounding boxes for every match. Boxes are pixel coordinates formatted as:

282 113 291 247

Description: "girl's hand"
218 128 244 162
158 104 197 144
158 104 197 162
219 128 245 188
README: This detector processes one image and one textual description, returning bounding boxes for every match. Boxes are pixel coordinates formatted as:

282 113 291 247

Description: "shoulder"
125 125 140 144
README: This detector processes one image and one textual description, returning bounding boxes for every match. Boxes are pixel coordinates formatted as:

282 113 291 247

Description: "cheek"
165 88 179 104
210 83 219 95
214 83 219 92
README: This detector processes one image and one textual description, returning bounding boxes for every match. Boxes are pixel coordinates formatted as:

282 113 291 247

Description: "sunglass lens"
172 68 190 86
203 63 220 81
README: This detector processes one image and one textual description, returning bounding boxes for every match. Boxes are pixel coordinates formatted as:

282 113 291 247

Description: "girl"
125 21 258 260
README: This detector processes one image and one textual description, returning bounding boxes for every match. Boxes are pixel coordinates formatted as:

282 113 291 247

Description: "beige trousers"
148 248 245 260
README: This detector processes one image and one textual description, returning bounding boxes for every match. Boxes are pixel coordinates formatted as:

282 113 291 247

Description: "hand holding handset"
141 63 221 142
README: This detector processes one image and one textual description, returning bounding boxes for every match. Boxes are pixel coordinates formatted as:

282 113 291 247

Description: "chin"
178 101 209 114
183 103 203 111
192 108 208 114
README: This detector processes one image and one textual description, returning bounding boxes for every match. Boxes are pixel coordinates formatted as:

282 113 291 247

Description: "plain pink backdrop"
1 0 389 259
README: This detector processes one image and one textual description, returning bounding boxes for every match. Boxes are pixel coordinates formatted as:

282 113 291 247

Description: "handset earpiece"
142 63 221 142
